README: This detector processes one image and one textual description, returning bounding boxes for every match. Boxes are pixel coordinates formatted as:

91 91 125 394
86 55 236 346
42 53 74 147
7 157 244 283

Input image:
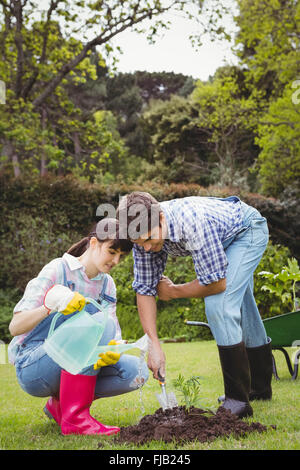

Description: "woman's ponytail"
67 237 90 257
66 218 133 258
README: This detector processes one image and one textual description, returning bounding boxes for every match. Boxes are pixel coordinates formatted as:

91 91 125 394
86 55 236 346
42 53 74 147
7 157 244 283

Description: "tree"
235 0 300 99
142 94 211 184
135 71 195 102
255 85 300 197
234 0 300 195
0 0 228 177
191 71 259 188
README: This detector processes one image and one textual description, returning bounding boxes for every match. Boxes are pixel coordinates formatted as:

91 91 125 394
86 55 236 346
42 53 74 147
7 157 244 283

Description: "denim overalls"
204 200 269 347
14 261 148 399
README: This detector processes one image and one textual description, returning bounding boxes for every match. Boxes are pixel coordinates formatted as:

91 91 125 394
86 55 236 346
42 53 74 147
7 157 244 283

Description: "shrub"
112 240 292 342
0 289 20 343
254 242 292 318
0 240 294 344
0 211 81 292
0 174 297 343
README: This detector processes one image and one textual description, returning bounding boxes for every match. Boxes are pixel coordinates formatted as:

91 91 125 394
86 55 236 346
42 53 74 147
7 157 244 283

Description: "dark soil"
114 406 274 445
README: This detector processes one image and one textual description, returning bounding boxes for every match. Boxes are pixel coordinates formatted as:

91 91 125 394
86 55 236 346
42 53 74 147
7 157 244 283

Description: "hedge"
0 175 298 343
1 175 299 259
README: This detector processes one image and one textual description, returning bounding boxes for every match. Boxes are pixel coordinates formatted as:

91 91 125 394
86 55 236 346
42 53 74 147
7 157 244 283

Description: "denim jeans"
204 202 269 347
15 317 149 399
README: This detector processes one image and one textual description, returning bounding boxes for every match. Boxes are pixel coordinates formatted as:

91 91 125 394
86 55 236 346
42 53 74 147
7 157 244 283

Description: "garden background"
0 0 299 344
1 0 300 451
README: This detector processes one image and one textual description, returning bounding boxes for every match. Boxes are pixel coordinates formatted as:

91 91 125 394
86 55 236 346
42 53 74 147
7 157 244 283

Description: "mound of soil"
114 406 273 445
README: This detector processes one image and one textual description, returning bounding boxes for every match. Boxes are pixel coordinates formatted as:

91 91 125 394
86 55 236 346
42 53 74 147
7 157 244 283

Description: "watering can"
44 297 149 375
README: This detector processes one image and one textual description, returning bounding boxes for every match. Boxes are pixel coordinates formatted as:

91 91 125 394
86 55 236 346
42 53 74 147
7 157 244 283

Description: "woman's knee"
114 355 149 388
129 358 149 389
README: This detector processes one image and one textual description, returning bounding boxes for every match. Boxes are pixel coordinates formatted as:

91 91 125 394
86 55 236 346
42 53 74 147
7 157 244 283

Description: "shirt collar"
62 253 105 281
160 200 181 242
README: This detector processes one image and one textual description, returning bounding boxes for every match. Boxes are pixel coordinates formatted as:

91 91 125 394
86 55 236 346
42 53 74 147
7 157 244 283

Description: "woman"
8 218 149 436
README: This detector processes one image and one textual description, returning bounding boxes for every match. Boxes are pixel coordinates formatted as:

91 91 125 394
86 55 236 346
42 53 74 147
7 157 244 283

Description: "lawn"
0 340 299 451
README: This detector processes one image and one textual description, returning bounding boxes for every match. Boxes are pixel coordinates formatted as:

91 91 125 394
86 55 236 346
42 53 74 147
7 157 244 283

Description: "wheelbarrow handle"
184 320 211 330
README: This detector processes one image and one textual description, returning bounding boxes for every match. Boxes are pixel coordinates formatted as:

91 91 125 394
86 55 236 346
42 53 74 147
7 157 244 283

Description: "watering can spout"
89 334 150 365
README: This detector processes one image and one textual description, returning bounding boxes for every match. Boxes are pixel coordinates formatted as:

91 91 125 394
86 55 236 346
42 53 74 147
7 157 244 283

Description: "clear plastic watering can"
44 298 149 375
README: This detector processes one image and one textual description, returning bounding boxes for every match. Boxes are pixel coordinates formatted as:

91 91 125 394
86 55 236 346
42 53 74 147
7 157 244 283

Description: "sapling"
172 373 211 411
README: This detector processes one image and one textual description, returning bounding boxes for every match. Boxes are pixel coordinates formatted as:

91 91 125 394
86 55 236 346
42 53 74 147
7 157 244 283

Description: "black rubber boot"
217 342 253 419
247 338 273 401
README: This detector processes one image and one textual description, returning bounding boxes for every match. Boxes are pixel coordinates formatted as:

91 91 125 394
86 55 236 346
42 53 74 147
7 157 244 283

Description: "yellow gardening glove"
44 285 86 315
93 340 121 370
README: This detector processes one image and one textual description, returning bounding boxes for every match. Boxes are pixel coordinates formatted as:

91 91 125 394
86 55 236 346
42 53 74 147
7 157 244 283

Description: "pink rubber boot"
44 396 62 425
59 370 120 436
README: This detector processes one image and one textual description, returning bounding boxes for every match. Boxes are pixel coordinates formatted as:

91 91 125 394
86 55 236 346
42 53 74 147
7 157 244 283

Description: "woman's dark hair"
67 218 133 257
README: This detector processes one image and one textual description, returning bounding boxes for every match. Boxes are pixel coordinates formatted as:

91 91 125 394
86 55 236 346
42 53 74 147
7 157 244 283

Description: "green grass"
0 341 299 450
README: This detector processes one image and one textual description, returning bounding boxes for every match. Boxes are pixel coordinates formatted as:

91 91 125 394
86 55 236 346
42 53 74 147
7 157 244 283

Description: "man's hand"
157 276 176 301
147 339 166 380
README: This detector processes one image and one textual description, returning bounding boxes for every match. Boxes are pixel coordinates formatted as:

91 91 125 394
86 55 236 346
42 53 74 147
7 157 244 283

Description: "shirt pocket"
250 218 269 246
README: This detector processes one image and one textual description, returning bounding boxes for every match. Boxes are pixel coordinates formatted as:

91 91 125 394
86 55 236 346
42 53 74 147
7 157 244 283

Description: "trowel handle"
157 370 166 384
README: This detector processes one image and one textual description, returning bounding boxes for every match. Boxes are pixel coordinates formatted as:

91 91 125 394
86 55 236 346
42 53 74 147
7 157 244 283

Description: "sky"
112 28 239 81
34 0 239 82
110 4 239 81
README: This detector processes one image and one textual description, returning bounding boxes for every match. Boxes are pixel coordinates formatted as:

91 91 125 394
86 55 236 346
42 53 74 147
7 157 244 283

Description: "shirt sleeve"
104 275 122 341
183 217 228 285
132 245 168 296
13 258 64 313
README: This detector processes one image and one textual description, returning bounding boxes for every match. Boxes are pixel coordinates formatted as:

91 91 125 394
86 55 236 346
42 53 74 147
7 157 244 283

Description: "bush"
0 174 297 343
112 240 292 342
0 211 81 292
0 240 294 344
1 175 299 259
0 289 20 343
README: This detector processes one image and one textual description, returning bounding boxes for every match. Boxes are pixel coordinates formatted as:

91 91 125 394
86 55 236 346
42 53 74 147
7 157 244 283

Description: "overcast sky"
112 29 239 81
34 0 239 82
111 4 239 81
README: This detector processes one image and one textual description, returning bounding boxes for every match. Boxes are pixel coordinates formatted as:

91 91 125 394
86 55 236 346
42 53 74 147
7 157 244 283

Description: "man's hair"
117 191 161 240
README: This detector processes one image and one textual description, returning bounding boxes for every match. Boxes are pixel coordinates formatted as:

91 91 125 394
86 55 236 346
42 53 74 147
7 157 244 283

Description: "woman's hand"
43 284 86 315
93 340 121 370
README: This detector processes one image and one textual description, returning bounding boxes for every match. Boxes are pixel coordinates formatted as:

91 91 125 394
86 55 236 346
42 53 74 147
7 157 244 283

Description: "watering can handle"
47 312 63 338
47 297 102 339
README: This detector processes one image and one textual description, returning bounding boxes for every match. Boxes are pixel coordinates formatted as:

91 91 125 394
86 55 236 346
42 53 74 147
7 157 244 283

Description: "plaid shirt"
132 196 243 295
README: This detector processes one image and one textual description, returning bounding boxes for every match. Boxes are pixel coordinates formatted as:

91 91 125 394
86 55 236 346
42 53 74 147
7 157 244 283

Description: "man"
117 191 273 418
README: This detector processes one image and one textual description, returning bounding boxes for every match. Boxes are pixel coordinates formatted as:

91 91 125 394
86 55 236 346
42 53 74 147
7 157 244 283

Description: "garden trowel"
156 371 178 410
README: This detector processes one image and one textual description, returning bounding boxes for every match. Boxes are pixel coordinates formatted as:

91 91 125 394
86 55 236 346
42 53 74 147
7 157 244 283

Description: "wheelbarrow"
185 310 300 381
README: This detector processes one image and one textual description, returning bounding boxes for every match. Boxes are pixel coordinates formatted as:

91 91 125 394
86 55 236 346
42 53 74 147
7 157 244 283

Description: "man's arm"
136 293 166 379
136 294 159 340
157 277 226 301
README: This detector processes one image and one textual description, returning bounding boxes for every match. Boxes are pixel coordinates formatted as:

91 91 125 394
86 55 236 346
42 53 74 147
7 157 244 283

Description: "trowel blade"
156 385 178 410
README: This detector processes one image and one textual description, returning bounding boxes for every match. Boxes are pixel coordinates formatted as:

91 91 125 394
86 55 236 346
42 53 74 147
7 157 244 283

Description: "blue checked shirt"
132 196 244 295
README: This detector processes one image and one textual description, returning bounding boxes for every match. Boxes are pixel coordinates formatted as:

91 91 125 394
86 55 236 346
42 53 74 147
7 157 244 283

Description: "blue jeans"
15 317 149 398
204 202 269 347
